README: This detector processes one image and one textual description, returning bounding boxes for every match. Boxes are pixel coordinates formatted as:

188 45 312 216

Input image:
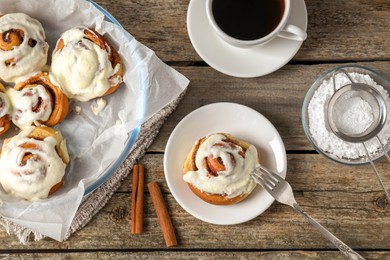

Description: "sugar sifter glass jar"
302 65 390 200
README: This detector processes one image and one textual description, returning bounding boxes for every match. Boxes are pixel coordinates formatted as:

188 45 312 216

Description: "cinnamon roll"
0 13 49 82
183 133 258 205
7 72 69 129
0 126 69 201
51 26 123 102
0 82 11 136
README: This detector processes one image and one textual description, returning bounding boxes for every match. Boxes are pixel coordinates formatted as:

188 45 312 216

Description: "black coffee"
212 0 285 41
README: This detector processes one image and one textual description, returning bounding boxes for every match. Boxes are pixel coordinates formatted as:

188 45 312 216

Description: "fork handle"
293 203 365 260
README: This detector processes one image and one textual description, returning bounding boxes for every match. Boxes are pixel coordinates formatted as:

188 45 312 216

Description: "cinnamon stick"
135 164 144 233
147 182 177 247
131 165 138 234
131 164 144 234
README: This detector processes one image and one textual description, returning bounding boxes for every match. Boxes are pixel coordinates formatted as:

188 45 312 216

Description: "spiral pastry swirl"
183 133 258 205
0 83 11 136
51 26 123 102
7 72 69 129
0 13 49 82
0 126 69 201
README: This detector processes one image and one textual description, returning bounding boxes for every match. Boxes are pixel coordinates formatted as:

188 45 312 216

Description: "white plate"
164 103 287 225
187 0 307 78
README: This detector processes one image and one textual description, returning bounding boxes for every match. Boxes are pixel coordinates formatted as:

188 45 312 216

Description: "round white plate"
164 103 287 225
187 0 307 78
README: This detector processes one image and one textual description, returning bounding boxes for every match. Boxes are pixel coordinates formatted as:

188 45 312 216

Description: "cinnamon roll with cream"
8 72 69 129
0 13 49 82
51 26 123 102
183 133 258 205
0 126 69 201
0 82 11 136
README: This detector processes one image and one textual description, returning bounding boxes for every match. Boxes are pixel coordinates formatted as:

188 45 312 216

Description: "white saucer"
164 103 287 225
187 0 307 78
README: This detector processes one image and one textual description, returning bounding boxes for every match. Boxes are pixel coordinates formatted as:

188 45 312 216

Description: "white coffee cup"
206 0 307 48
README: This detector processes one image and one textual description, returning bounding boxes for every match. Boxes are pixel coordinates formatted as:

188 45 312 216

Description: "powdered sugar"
308 72 390 159
333 95 374 135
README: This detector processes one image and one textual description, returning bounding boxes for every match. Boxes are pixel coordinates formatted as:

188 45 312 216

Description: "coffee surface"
212 0 284 41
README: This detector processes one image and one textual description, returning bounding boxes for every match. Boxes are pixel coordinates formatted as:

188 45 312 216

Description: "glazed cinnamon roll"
7 72 69 129
51 26 123 102
0 82 11 136
0 126 69 201
0 13 49 82
183 133 258 205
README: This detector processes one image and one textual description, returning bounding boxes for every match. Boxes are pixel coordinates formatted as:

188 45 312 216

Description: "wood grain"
148 62 390 151
93 0 390 62
3 251 390 260
1 0 389 258
0 192 388 250
0 154 389 251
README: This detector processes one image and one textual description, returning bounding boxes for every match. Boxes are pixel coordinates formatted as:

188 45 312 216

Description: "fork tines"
252 165 282 192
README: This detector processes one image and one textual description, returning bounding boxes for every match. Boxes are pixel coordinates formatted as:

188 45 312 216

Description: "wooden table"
1 0 390 259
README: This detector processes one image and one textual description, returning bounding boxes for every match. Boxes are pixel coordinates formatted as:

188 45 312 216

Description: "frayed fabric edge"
0 216 44 244
0 89 187 244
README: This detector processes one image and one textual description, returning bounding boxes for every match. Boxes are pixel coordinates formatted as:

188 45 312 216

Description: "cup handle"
278 24 307 41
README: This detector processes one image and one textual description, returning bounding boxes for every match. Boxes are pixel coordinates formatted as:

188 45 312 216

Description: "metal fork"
252 165 365 260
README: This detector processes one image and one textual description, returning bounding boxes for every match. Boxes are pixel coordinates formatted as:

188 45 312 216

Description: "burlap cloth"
0 90 187 243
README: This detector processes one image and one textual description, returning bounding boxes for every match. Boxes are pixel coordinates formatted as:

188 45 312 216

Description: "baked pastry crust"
183 133 258 205
13 71 69 127
0 126 69 200
51 26 123 101
0 13 49 82
0 82 11 136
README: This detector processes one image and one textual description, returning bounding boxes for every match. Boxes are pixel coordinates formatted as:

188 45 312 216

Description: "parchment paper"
0 0 189 241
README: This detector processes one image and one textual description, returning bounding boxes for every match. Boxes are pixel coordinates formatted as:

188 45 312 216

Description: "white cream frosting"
6 85 52 129
75 105 82 114
50 26 121 102
0 127 67 201
183 133 257 198
0 92 11 118
91 97 107 115
0 13 48 82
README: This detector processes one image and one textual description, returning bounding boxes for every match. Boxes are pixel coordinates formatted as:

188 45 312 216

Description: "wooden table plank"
148 61 390 152
1 154 389 251
1 192 388 250
4 251 390 260
0 191 387 250
94 0 390 62
0 0 389 258
121 154 390 196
